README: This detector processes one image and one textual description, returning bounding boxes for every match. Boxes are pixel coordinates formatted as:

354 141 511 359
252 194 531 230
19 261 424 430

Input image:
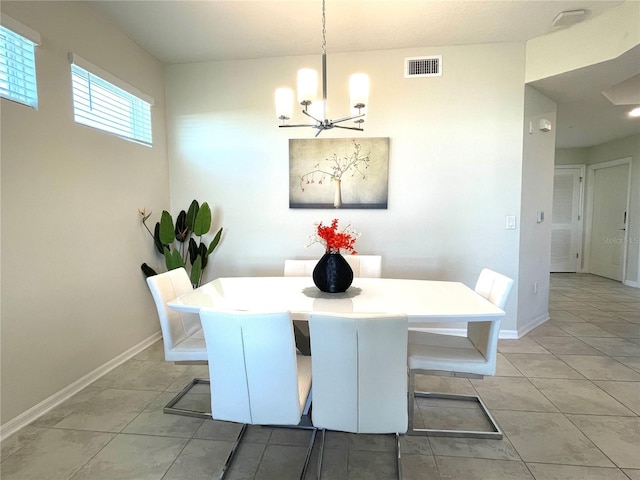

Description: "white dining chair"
308 312 407 480
407 268 514 438
199 308 316 480
146 268 210 418
343 254 382 278
284 255 382 278
284 259 317 276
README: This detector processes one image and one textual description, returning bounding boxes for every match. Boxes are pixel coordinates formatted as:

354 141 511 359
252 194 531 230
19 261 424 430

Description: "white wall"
166 44 526 332
1 1 168 427
555 148 589 165
518 86 557 334
555 134 640 285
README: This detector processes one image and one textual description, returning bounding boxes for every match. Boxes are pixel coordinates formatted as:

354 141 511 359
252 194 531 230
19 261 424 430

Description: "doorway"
551 165 584 272
584 158 631 282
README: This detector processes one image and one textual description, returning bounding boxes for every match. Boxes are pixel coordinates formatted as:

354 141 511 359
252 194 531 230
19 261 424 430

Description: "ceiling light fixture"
629 107 640 117
275 0 369 137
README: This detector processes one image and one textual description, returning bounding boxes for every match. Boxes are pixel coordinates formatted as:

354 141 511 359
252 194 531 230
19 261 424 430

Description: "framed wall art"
289 137 389 209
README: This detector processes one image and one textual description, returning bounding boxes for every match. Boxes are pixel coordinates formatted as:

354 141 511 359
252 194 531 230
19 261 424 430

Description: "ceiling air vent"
405 55 442 78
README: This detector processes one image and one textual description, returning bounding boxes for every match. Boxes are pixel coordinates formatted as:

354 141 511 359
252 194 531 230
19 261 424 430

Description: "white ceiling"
88 0 639 148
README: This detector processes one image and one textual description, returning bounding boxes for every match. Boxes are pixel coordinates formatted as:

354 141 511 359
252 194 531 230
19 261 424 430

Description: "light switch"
506 216 517 230
537 211 545 223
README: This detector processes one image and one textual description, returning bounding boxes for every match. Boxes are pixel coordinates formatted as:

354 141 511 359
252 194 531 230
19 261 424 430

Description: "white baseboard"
411 317 546 340
498 329 520 339
623 280 639 288
0 332 162 442
517 313 550 338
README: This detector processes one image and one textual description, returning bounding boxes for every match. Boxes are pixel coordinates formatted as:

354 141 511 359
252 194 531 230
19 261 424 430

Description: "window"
70 54 153 145
0 17 40 109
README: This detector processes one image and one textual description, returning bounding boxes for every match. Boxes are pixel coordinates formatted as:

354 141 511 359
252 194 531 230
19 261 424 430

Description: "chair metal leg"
316 430 402 480
218 422 315 480
301 426 317 480
219 423 247 480
302 388 313 417
163 378 212 419
408 370 503 439
396 432 403 480
268 423 317 480
316 429 325 480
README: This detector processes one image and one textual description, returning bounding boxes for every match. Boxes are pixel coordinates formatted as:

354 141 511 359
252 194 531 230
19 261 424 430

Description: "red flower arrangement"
308 218 359 254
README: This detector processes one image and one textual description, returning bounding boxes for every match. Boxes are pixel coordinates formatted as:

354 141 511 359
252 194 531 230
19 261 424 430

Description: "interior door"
551 166 583 272
589 161 629 281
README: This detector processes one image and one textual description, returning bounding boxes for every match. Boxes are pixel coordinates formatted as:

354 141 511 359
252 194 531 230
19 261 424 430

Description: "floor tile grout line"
68 431 119 480
532 330 640 416
562 412 628 472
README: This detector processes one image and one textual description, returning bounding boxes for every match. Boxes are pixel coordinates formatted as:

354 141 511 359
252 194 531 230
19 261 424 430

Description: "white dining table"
167 277 505 325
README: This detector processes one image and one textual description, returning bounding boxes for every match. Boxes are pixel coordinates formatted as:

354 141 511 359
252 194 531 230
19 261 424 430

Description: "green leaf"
140 263 157 277
207 227 223 255
164 246 184 270
193 202 212 236
159 211 175 245
153 222 165 254
188 237 198 265
173 249 185 268
163 247 172 269
175 210 188 242
190 256 202 287
185 200 199 230
199 242 208 269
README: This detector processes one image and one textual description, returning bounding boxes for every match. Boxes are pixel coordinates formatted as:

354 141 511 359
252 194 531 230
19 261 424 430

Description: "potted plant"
139 199 223 287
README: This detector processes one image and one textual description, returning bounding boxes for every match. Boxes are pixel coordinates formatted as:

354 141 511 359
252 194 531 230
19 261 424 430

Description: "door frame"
583 157 632 281
552 164 585 273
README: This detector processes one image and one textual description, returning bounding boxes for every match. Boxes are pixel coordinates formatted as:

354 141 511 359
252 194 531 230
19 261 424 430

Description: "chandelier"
275 0 369 137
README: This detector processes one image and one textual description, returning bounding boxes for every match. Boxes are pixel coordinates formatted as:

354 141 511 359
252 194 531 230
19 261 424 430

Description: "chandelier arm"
330 113 365 124
333 125 365 132
302 109 323 124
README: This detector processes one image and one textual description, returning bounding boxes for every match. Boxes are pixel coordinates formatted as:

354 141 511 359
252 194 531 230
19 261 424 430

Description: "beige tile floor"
1 273 639 479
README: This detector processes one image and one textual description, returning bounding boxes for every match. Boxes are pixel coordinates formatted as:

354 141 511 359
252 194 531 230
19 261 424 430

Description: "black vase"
312 252 354 293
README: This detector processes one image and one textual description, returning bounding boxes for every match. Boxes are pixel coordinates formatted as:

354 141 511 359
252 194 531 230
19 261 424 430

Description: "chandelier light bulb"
629 107 640 118
297 68 318 106
349 73 369 110
275 88 293 120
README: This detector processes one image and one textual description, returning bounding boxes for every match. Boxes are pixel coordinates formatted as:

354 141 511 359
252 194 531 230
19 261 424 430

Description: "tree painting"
289 137 389 209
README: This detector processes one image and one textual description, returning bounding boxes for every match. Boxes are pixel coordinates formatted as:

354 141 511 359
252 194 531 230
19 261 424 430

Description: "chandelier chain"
321 0 326 55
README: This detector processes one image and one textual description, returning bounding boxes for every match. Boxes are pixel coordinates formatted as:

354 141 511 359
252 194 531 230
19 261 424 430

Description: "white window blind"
0 18 39 109
69 54 153 146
